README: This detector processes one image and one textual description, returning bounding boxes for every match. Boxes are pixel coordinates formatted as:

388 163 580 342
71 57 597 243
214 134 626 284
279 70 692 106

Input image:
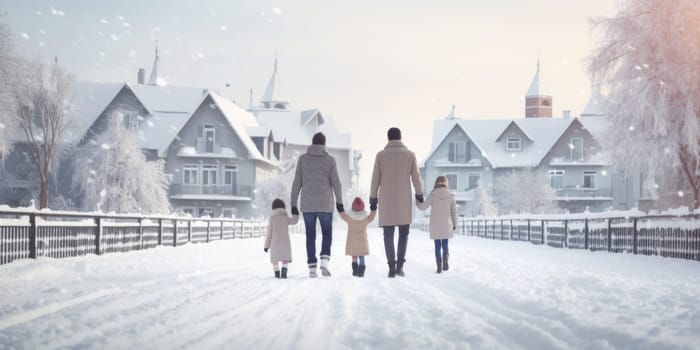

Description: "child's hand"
264 248 269 253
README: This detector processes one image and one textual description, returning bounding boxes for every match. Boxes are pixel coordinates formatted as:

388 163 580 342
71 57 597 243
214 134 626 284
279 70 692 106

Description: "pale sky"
0 0 618 191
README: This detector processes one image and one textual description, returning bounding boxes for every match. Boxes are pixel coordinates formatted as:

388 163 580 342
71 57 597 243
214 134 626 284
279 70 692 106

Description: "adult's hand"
369 197 378 211
336 203 345 213
291 206 299 215
264 248 269 253
415 194 424 203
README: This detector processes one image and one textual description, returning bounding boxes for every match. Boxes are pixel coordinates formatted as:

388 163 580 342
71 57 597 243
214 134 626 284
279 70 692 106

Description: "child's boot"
358 264 366 277
275 270 281 278
436 258 442 273
281 267 288 279
442 252 449 271
352 262 359 276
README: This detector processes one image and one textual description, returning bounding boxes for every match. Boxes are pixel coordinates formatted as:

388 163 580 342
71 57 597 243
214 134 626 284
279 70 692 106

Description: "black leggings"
383 225 410 264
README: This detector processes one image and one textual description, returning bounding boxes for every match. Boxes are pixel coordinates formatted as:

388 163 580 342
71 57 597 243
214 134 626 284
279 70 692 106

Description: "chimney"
137 68 146 85
562 110 571 119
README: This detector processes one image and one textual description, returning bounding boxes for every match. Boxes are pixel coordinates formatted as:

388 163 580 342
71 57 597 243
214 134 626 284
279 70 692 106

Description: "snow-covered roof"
136 111 191 153
62 81 127 144
209 92 276 166
526 61 549 97
577 116 608 140
260 57 288 104
422 117 581 168
581 90 605 117
246 126 272 138
129 84 206 115
255 109 351 149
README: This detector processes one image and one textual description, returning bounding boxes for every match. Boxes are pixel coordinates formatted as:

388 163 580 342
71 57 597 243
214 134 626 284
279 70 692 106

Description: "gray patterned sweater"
290 145 343 213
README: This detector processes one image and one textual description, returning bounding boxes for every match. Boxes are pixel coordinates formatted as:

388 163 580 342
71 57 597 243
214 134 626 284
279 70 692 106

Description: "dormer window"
448 141 470 163
569 138 584 161
506 138 522 152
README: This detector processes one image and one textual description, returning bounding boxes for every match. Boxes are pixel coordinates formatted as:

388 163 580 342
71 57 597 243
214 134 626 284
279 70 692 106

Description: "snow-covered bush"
253 154 297 216
71 112 170 214
462 186 497 217
495 168 558 215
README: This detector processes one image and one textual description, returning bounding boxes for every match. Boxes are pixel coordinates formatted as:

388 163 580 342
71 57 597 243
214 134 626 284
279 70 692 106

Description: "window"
201 165 218 186
467 173 480 190
506 138 522 152
570 138 584 161
542 100 551 106
224 165 238 194
583 171 596 189
448 141 468 163
445 174 458 190
182 208 194 215
183 165 198 184
203 124 215 153
549 170 564 189
198 208 214 217
222 208 237 218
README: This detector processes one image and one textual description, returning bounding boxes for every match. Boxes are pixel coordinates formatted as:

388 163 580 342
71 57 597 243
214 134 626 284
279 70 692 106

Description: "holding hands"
291 206 299 215
369 197 378 211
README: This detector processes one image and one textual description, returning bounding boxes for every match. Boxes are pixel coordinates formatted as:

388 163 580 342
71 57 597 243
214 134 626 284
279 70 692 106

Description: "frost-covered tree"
0 15 18 158
587 0 700 208
253 154 298 216
495 169 557 215
462 186 498 217
11 57 72 208
72 112 170 214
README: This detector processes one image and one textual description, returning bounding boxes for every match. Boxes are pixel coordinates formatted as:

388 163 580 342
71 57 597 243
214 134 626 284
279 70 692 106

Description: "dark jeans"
434 239 449 259
383 225 410 264
303 212 333 265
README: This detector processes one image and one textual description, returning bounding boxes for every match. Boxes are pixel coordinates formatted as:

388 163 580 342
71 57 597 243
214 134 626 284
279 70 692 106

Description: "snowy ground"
0 227 699 350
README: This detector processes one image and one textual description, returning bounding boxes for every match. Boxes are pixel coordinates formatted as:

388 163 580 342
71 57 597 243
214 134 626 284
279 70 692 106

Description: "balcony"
177 143 238 159
432 159 482 168
170 184 253 200
554 187 612 201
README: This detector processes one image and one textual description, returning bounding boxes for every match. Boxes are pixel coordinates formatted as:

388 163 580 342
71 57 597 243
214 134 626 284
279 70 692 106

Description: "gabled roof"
581 90 605 116
301 109 324 127
421 117 574 168
62 81 128 144
255 109 351 149
526 60 549 97
494 120 534 142
246 126 272 138
129 84 206 115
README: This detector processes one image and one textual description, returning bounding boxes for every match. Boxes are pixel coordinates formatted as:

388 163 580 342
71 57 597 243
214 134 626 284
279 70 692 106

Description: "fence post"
500 220 504 240
584 218 589 250
607 218 612 252
188 219 192 243
28 214 37 259
527 220 531 242
633 218 638 254
564 220 568 248
471 220 474 236
510 220 513 240
220 220 224 240
138 218 144 250
542 220 546 245
173 220 178 247
158 219 163 246
95 217 102 255
206 220 211 243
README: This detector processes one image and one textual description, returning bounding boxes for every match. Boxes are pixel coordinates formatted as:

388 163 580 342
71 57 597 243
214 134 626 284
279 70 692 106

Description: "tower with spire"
147 42 166 86
524 59 552 118
259 54 290 110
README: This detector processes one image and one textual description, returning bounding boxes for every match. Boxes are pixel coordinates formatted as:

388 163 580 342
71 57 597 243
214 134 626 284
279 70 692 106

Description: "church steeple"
259 53 290 110
524 59 552 118
148 42 166 86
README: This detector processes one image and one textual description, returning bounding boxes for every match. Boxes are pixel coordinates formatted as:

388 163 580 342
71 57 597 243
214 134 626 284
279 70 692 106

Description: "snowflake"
220 25 227 32
123 22 131 28
100 19 108 24
678 191 685 198
0 123 5 129
39 29 46 35
35 10 42 16
110 34 119 41
100 189 107 198
128 50 137 58
147 120 155 128
628 125 635 131
101 143 111 150
634 65 642 70
273 7 281 14
601 170 607 176
20 33 30 39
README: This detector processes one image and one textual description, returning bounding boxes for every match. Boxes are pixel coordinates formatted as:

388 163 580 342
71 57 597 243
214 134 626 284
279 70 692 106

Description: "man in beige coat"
369 127 423 278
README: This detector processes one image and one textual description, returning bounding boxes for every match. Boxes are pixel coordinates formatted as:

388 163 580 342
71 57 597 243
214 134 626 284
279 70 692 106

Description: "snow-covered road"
1 227 699 350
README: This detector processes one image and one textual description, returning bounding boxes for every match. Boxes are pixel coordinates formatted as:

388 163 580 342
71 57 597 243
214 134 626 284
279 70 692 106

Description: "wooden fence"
0 209 301 265
428 213 700 261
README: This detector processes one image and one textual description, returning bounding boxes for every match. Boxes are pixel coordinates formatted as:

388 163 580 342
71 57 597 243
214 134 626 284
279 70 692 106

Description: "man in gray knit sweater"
291 132 344 277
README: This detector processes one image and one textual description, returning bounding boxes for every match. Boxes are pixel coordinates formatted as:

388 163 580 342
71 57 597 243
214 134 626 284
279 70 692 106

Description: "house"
247 56 361 199
420 62 642 214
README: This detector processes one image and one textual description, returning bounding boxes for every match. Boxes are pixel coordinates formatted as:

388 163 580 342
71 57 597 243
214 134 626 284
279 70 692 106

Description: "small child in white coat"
416 176 457 273
264 198 300 279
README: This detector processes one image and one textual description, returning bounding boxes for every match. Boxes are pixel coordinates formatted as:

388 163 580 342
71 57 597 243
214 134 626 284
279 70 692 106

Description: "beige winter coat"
340 210 377 256
416 187 457 240
264 208 300 262
370 140 423 226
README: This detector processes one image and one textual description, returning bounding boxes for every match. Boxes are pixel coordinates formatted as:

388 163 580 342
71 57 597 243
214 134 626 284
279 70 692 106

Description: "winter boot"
396 260 405 277
436 258 442 274
281 267 288 279
358 264 366 277
442 252 449 271
320 256 331 277
387 262 396 278
352 262 359 276
275 270 281 278
309 263 318 278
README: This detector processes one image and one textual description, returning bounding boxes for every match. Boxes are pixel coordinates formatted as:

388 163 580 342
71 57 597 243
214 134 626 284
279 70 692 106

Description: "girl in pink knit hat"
339 197 376 277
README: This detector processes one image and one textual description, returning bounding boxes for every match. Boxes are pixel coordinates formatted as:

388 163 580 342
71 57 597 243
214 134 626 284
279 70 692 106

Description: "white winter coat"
416 186 457 240
264 208 299 262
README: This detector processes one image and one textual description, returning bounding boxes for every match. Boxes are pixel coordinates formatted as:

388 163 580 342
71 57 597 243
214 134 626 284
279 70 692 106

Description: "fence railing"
417 213 700 262
0 208 278 265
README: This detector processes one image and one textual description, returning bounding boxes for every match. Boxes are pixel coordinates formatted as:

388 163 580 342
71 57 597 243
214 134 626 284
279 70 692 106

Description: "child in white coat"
264 199 300 278
416 176 457 273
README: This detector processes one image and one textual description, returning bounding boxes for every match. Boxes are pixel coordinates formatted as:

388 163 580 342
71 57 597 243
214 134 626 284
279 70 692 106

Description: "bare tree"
588 0 700 208
11 58 72 208
0 15 18 158
495 169 558 215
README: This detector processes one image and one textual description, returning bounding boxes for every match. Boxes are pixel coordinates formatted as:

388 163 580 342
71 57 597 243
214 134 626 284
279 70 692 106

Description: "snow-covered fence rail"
0 208 271 265
457 213 700 262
